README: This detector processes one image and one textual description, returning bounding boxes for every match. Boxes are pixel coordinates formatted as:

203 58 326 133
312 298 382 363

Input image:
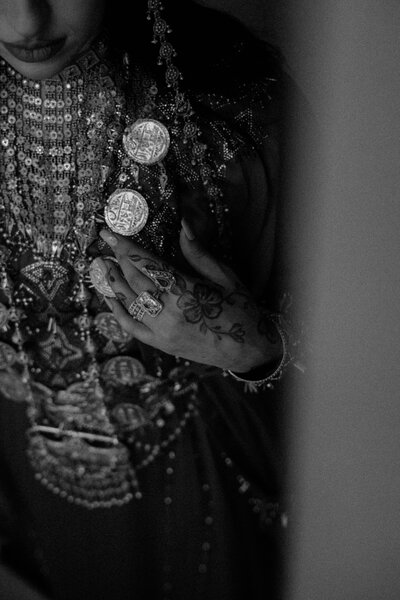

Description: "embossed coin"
94 312 133 344
104 189 148 236
102 355 146 386
0 341 17 369
0 370 29 402
123 119 170 165
89 256 119 298
111 403 148 432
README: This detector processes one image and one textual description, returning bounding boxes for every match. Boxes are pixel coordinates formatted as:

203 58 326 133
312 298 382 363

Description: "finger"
102 258 168 331
100 229 161 268
111 249 160 296
102 258 138 309
96 257 145 323
100 228 183 294
179 219 235 288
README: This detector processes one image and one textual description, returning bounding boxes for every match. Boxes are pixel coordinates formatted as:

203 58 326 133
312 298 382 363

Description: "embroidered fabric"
0 34 285 510
0 14 290 597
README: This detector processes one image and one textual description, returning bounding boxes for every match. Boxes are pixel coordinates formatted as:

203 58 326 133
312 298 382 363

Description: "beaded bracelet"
225 313 292 392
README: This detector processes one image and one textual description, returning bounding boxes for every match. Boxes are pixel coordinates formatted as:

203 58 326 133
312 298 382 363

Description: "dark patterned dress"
0 37 290 600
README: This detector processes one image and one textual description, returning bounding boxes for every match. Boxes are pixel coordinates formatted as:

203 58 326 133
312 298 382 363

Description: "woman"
0 1 293 598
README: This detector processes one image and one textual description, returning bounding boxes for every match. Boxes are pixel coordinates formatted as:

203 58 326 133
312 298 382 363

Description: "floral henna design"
125 254 249 345
177 283 223 323
224 281 253 310
106 265 116 283
126 253 144 264
115 291 128 305
176 282 245 343
208 323 245 343
105 265 128 306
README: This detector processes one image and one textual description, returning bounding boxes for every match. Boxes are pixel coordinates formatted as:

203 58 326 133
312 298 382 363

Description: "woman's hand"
96 221 282 373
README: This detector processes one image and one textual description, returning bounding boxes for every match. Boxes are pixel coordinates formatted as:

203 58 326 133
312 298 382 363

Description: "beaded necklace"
0 41 138 506
0 16 285 567
0 17 230 507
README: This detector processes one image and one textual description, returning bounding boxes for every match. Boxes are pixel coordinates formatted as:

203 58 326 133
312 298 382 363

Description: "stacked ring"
128 291 163 322
141 267 176 293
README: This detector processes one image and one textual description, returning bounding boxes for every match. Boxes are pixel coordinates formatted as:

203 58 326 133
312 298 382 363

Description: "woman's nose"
4 0 51 40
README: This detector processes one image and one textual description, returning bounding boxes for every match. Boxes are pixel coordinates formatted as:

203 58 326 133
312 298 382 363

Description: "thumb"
179 218 233 287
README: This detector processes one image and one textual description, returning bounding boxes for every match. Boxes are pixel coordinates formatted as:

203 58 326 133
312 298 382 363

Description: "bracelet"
225 313 292 392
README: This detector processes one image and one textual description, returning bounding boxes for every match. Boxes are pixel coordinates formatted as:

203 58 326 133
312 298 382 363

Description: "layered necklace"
0 41 147 507
0 10 229 506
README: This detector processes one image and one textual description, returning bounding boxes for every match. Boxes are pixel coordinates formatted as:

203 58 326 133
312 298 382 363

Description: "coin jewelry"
94 312 134 344
104 189 149 236
89 256 120 298
0 36 208 507
101 355 146 386
122 118 170 165
0 0 278 511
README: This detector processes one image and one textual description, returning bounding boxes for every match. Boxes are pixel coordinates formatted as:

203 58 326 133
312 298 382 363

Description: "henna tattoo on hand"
124 252 251 346
177 282 223 323
115 291 128 305
208 323 245 343
105 265 128 307
176 282 246 343
224 281 253 309
106 265 115 283
127 253 143 264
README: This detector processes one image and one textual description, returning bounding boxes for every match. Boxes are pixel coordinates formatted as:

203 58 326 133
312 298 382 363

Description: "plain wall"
204 1 400 599
281 2 400 599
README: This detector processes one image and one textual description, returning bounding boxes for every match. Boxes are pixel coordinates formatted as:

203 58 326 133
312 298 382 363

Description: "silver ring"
128 301 146 322
128 291 163 320
141 267 176 293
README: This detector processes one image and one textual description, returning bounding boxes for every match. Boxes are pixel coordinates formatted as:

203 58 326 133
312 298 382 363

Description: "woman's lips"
3 38 65 63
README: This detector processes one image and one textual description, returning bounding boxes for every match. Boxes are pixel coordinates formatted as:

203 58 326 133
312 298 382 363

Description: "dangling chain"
0 46 146 507
146 0 229 243
0 7 232 508
0 60 123 259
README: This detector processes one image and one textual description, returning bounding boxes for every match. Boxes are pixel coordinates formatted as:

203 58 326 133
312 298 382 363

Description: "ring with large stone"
141 266 176 293
128 291 163 320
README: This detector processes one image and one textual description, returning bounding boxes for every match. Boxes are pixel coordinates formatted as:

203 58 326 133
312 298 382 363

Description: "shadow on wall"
203 2 400 600
196 0 282 44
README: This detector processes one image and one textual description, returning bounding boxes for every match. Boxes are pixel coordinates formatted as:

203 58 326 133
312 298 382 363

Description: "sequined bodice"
0 40 215 507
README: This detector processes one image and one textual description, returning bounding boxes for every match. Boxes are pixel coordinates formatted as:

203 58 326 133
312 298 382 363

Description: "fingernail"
100 229 118 247
181 218 196 241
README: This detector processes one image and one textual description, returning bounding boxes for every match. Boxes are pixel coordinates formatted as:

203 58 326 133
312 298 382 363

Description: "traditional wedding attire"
0 31 290 600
